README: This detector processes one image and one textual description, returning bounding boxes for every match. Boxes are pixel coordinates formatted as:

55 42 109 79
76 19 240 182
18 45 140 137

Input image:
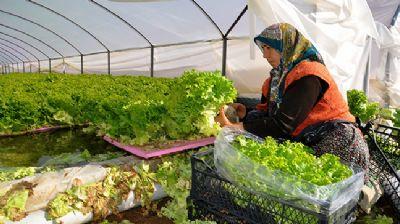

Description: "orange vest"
256 61 355 137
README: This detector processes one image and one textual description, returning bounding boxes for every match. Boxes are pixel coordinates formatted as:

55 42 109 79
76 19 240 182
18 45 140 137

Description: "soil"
95 198 174 224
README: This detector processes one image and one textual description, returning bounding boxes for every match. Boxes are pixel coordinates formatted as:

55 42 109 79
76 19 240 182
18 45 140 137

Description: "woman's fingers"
215 106 231 127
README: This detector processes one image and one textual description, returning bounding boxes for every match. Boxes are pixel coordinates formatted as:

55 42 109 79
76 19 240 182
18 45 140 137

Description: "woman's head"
254 23 323 70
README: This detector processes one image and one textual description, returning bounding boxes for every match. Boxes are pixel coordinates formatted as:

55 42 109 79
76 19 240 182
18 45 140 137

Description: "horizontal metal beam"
47 36 247 61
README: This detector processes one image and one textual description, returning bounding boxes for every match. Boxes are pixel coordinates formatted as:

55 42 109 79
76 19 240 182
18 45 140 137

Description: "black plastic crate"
188 149 358 224
366 124 400 216
373 124 400 169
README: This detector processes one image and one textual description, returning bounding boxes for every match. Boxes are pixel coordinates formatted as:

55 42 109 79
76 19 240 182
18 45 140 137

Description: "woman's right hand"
229 103 246 119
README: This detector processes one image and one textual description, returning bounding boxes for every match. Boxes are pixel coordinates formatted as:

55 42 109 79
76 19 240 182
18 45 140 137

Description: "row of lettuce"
0 71 236 145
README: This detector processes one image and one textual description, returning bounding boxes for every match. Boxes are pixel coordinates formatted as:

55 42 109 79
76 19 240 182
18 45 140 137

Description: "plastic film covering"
80 53 109 74
248 0 378 95
33 0 150 50
214 127 364 215
369 22 400 106
62 56 82 74
195 0 247 36
0 12 77 57
109 48 151 76
28 61 40 73
153 41 222 78
226 38 270 94
0 43 29 62
95 0 221 45
0 25 59 59
0 34 48 61
0 0 105 55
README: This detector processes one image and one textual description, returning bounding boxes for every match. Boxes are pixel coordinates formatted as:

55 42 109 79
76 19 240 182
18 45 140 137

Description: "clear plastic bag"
214 127 365 215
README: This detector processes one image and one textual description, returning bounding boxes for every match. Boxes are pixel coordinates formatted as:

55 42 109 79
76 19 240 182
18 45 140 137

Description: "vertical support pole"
150 45 154 77
38 60 41 73
80 54 83 74
49 59 52 73
12 63 14 73
107 51 110 75
222 37 227 76
29 63 32 73
63 58 66 74
23 62 25 73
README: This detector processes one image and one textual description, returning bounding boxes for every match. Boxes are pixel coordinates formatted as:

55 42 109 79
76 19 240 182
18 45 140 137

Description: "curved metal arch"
0 52 14 63
0 46 24 63
225 6 248 38
0 31 50 59
190 0 223 37
0 9 82 55
0 23 63 57
0 37 39 61
89 0 152 46
0 42 30 61
0 59 7 65
27 0 109 51
392 4 400 26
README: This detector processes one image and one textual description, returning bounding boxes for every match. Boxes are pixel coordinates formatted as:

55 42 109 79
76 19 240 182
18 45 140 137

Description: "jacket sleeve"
243 75 327 138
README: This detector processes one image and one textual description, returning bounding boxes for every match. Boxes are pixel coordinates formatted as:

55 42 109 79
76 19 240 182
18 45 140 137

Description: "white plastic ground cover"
214 127 365 215
4 184 166 224
0 156 166 224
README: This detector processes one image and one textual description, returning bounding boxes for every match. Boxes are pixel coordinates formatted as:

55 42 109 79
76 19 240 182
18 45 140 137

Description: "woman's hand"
215 106 244 130
229 103 246 119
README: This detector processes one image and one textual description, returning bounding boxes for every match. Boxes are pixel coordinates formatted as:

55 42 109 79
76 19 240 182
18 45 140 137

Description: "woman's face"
262 44 281 68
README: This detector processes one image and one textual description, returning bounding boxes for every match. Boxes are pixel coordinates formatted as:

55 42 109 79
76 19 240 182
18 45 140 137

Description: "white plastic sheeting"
248 0 378 95
0 0 398 103
4 184 166 224
369 22 400 107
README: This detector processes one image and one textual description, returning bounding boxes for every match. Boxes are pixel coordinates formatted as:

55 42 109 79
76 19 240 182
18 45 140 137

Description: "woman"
216 23 370 177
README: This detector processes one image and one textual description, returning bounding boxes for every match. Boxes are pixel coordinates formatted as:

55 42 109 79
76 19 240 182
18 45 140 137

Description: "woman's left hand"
215 106 244 130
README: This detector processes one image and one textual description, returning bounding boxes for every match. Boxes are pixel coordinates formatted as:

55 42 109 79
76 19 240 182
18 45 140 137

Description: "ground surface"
98 198 174 224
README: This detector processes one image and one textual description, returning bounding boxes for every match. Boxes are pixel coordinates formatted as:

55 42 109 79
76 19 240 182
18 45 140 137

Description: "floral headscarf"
254 23 324 116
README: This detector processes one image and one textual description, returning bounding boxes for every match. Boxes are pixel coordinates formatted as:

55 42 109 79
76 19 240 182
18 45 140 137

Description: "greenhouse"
0 0 399 223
